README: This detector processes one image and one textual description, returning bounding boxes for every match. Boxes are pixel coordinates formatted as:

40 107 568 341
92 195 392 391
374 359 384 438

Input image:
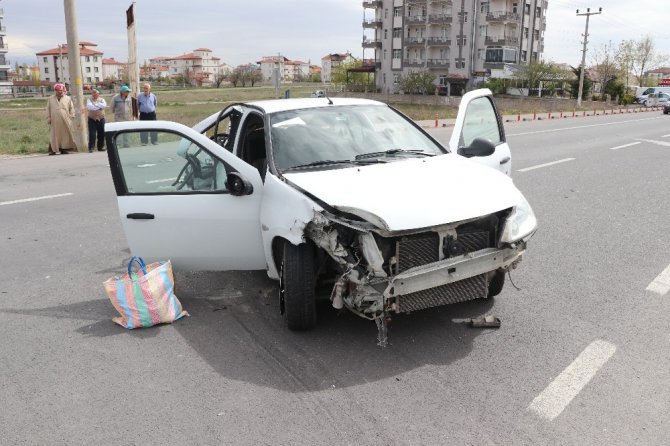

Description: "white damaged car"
104 89 536 338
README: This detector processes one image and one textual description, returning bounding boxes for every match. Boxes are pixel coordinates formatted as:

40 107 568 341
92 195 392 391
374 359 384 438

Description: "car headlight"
500 195 537 243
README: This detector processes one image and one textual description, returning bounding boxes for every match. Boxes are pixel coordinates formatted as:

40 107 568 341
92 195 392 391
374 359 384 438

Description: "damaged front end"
304 209 529 323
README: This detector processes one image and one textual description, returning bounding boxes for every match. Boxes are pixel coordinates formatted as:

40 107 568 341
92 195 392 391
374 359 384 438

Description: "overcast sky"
3 0 669 69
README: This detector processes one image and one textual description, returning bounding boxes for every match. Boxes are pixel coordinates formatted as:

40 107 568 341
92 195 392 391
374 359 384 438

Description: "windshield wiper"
283 158 386 172
354 148 436 160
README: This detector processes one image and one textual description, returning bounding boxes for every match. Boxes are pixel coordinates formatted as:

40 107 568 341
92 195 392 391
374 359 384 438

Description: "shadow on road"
1 269 496 392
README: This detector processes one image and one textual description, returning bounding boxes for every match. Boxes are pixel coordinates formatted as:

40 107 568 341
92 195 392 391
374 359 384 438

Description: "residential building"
645 67 670 83
36 41 104 85
321 53 355 83
257 55 310 82
0 2 11 94
16 63 40 80
362 0 547 93
102 58 128 81
163 48 222 85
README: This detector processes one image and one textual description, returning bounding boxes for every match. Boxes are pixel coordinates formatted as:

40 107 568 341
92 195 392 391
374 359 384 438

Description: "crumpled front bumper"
343 243 526 318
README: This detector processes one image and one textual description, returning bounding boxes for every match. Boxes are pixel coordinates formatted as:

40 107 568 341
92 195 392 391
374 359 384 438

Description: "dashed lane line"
646 264 670 295
609 142 641 151
0 193 74 206
517 158 575 172
528 339 617 421
634 138 670 147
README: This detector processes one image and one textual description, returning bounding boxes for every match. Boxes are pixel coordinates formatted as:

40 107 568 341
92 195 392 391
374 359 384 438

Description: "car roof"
246 97 386 114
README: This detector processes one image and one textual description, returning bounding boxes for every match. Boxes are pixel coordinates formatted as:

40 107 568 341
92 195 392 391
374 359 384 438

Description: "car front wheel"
487 270 505 298
280 240 317 330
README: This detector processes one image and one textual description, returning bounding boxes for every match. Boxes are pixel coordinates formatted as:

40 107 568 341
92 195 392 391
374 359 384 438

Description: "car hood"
283 154 524 232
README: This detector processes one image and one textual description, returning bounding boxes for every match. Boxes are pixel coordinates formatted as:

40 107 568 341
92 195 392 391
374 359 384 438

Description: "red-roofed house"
162 48 221 86
102 58 128 81
36 41 104 85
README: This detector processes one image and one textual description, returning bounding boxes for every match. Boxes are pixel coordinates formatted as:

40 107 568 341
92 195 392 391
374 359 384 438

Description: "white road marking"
0 193 74 206
507 116 662 137
528 340 616 421
662 134 670 138
517 158 575 172
137 163 156 168
146 177 176 184
609 142 641 150
634 138 670 147
646 264 670 295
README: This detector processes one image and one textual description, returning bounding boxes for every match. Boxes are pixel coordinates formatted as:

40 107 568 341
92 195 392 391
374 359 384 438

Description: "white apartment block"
363 0 547 93
0 2 12 94
321 53 356 83
102 58 128 81
36 41 104 85
258 56 309 82
163 48 221 85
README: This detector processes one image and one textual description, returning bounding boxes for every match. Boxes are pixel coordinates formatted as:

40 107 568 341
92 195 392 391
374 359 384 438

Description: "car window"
269 105 444 171
114 130 229 194
459 96 502 148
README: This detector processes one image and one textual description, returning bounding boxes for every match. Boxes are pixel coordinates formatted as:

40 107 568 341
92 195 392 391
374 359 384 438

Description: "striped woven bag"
103 257 188 329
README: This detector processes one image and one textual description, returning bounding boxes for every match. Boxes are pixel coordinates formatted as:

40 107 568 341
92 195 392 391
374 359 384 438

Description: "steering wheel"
172 153 202 190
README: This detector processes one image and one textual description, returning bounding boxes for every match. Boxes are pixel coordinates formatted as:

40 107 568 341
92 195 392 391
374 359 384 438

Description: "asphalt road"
1 111 669 445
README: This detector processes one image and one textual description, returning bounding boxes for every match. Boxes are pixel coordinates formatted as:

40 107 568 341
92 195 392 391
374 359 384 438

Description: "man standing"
111 85 134 148
86 88 107 152
137 83 158 145
45 83 77 155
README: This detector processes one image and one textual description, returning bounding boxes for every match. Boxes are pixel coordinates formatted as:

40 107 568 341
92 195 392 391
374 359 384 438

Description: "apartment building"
321 53 356 83
102 58 128 81
0 2 11 94
163 48 222 85
362 0 547 93
36 41 104 85
257 56 309 82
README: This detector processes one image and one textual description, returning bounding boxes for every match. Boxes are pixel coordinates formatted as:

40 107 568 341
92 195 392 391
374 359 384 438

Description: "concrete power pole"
576 7 602 107
63 0 87 151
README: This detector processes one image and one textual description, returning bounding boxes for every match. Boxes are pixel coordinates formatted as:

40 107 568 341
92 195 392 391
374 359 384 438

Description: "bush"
620 94 635 105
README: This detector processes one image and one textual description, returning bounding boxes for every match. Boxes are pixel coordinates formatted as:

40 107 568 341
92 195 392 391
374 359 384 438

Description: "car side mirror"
457 137 496 158
226 172 253 196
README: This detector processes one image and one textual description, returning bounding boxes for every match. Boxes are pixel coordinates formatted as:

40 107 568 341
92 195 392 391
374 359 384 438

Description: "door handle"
500 156 511 165
126 213 155 219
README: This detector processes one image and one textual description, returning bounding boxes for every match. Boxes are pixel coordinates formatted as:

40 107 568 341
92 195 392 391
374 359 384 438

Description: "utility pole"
576 7 602 107
63 0 87 151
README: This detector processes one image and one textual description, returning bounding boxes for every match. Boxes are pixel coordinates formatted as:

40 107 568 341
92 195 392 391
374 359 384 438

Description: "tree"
248 70 262 87
514 60 558 91
397 70 436 94
620 36 668 86
331 60 369 85
591 41 623 94
213 72 227 88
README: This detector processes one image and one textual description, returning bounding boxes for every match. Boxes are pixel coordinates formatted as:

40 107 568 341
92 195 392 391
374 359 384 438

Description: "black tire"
487 270 505 298
280 241 317 330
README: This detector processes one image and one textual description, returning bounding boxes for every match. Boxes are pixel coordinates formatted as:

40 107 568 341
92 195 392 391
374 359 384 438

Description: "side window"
459 96 503 148
205 114 232 149
114 131 229 194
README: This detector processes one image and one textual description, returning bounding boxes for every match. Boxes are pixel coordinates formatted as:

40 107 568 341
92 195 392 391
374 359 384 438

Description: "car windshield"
269 104 445 172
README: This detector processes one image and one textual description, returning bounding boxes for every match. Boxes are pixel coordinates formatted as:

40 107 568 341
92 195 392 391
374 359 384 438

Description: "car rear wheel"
280 240 317 330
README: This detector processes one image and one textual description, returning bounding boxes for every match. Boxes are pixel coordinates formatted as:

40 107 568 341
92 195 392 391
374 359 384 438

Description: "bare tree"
213 72 227 88
621 36 668 85
590 41 622 94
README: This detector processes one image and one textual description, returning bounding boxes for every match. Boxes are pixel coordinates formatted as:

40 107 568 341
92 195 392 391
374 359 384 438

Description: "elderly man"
137 83 158 145
111 85 134 148
86 88 107 152
45 83 77 155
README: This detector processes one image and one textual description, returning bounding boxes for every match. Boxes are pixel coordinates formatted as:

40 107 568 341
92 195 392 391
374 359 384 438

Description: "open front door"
449 88 512 176
105 120 266 271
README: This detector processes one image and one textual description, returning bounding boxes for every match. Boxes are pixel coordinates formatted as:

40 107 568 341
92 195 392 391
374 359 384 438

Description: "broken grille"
396 233 440 272
397 273 488 313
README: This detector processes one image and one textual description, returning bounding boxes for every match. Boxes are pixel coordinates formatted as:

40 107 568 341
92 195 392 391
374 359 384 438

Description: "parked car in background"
646 92 670 107
103 89 536 339
663 101 670 114
310 90 325 98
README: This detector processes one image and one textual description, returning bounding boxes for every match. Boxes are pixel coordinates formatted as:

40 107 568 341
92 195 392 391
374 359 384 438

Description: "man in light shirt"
86 89 107 152
137 83 158 145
